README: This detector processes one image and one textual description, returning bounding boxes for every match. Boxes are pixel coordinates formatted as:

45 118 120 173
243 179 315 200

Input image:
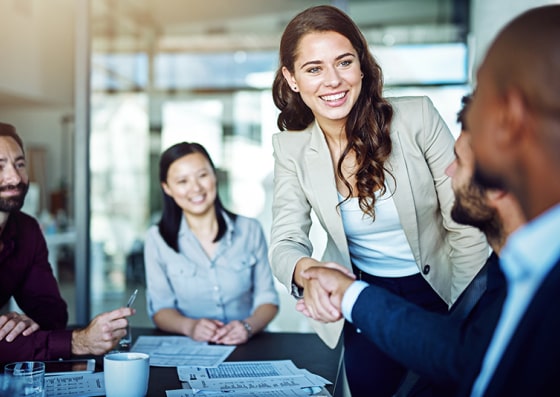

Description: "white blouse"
339 191 419 277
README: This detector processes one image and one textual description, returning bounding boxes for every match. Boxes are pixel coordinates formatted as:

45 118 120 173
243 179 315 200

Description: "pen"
126 289 138 308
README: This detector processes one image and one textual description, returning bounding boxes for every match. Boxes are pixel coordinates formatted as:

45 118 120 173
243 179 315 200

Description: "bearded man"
0 122 134 363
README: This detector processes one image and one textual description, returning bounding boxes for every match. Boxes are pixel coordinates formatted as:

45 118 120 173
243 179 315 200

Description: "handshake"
295 263 357 323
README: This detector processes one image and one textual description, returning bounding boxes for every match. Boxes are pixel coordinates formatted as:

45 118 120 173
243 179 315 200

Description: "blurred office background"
0 0 556 331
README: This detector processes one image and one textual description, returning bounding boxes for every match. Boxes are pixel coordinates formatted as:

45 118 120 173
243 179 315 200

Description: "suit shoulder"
272 127 313 157
273 129 312 144
387 95 435 114
387 96 442 133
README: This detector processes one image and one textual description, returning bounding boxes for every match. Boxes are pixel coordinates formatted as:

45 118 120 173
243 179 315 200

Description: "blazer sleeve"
352 285 463 390
269 132 315 290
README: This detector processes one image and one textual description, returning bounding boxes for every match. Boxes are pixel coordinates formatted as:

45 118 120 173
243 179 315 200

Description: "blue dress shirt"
144 213 279 323
470 203 560 396
342 280 368 323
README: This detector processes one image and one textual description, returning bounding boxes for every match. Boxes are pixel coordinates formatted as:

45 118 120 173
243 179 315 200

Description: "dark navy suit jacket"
350 252 506 395
457 258 560 397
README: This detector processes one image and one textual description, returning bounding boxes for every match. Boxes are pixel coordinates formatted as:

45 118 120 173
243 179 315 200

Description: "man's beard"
451 179 502 242
0 182 29 212
474 164 506 190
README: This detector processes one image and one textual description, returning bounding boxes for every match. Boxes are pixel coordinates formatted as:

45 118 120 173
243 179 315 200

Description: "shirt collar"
500 203 560 282
222 212 235 246
179 210 235 246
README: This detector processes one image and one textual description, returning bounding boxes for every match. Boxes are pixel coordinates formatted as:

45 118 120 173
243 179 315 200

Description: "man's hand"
298 267 356 322
0 312 40 342
293 259 355 323
71 307 135 356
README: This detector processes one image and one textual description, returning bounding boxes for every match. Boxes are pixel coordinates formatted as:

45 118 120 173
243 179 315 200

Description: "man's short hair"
0 122 24 152
457 94 472 131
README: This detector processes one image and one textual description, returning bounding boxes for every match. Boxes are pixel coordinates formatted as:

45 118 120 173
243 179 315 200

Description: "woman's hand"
210 320 249 345
189 318 224 342
294 259 354 323
297 266 357 322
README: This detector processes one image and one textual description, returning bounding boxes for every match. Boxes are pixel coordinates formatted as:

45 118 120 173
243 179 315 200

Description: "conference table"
95 327 344 397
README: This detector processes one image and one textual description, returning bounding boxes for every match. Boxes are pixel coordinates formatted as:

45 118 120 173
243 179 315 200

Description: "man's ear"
486 189 507 202
501 88 530 146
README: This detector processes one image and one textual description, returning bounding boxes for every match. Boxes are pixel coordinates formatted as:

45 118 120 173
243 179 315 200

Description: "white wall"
0 0 75 104
0 0 75 211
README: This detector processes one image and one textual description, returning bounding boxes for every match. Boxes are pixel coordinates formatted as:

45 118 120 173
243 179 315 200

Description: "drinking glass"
4 361 45 397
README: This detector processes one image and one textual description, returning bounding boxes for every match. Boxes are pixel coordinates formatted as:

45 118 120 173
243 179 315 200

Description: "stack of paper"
166 360 332 397
131 335 235 367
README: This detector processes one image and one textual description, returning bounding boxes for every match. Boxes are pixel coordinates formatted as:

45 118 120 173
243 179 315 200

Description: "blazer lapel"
387 128 421 262
305 123 350 263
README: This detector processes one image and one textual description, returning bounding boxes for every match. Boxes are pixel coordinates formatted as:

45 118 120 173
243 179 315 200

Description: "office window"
154 51 278 90
90 92 149 311
375 43 468 86
87 41 470 332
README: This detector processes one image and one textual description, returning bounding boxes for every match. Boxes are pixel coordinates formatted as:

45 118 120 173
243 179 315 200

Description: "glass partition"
87 0 471 332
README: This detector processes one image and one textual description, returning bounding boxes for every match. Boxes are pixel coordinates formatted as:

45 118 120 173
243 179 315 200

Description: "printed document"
131 335 235 367
168 360 332 396
166 387 331 396
44 372 105 397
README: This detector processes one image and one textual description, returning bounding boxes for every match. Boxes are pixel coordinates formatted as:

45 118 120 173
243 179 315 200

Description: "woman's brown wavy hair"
272 5 394 218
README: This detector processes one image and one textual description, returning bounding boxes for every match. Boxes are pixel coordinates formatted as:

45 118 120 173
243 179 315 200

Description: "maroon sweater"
0 211 72 363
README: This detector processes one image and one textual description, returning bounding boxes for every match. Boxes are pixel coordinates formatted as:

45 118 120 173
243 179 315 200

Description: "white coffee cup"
103 352 149 397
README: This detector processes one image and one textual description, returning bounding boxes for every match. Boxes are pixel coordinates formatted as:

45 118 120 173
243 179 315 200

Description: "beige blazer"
269 96 489 348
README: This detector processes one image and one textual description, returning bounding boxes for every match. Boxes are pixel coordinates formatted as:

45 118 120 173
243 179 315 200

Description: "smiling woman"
281 30 363 134
143 141 279 346
268 5 490 397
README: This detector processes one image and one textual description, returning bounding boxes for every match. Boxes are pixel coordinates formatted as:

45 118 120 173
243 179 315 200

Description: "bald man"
463 5 560 397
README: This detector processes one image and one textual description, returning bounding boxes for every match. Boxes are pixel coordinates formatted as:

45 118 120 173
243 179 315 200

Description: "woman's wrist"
182 317 196 338
293 257 317 287
241 320 253 338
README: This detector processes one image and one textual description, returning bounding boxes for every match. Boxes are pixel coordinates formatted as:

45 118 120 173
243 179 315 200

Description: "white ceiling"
92 0 468 52
0 0 467 106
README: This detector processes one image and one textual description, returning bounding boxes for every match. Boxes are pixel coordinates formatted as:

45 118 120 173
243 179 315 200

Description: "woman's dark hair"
158 142 236 252
272 5 394 218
